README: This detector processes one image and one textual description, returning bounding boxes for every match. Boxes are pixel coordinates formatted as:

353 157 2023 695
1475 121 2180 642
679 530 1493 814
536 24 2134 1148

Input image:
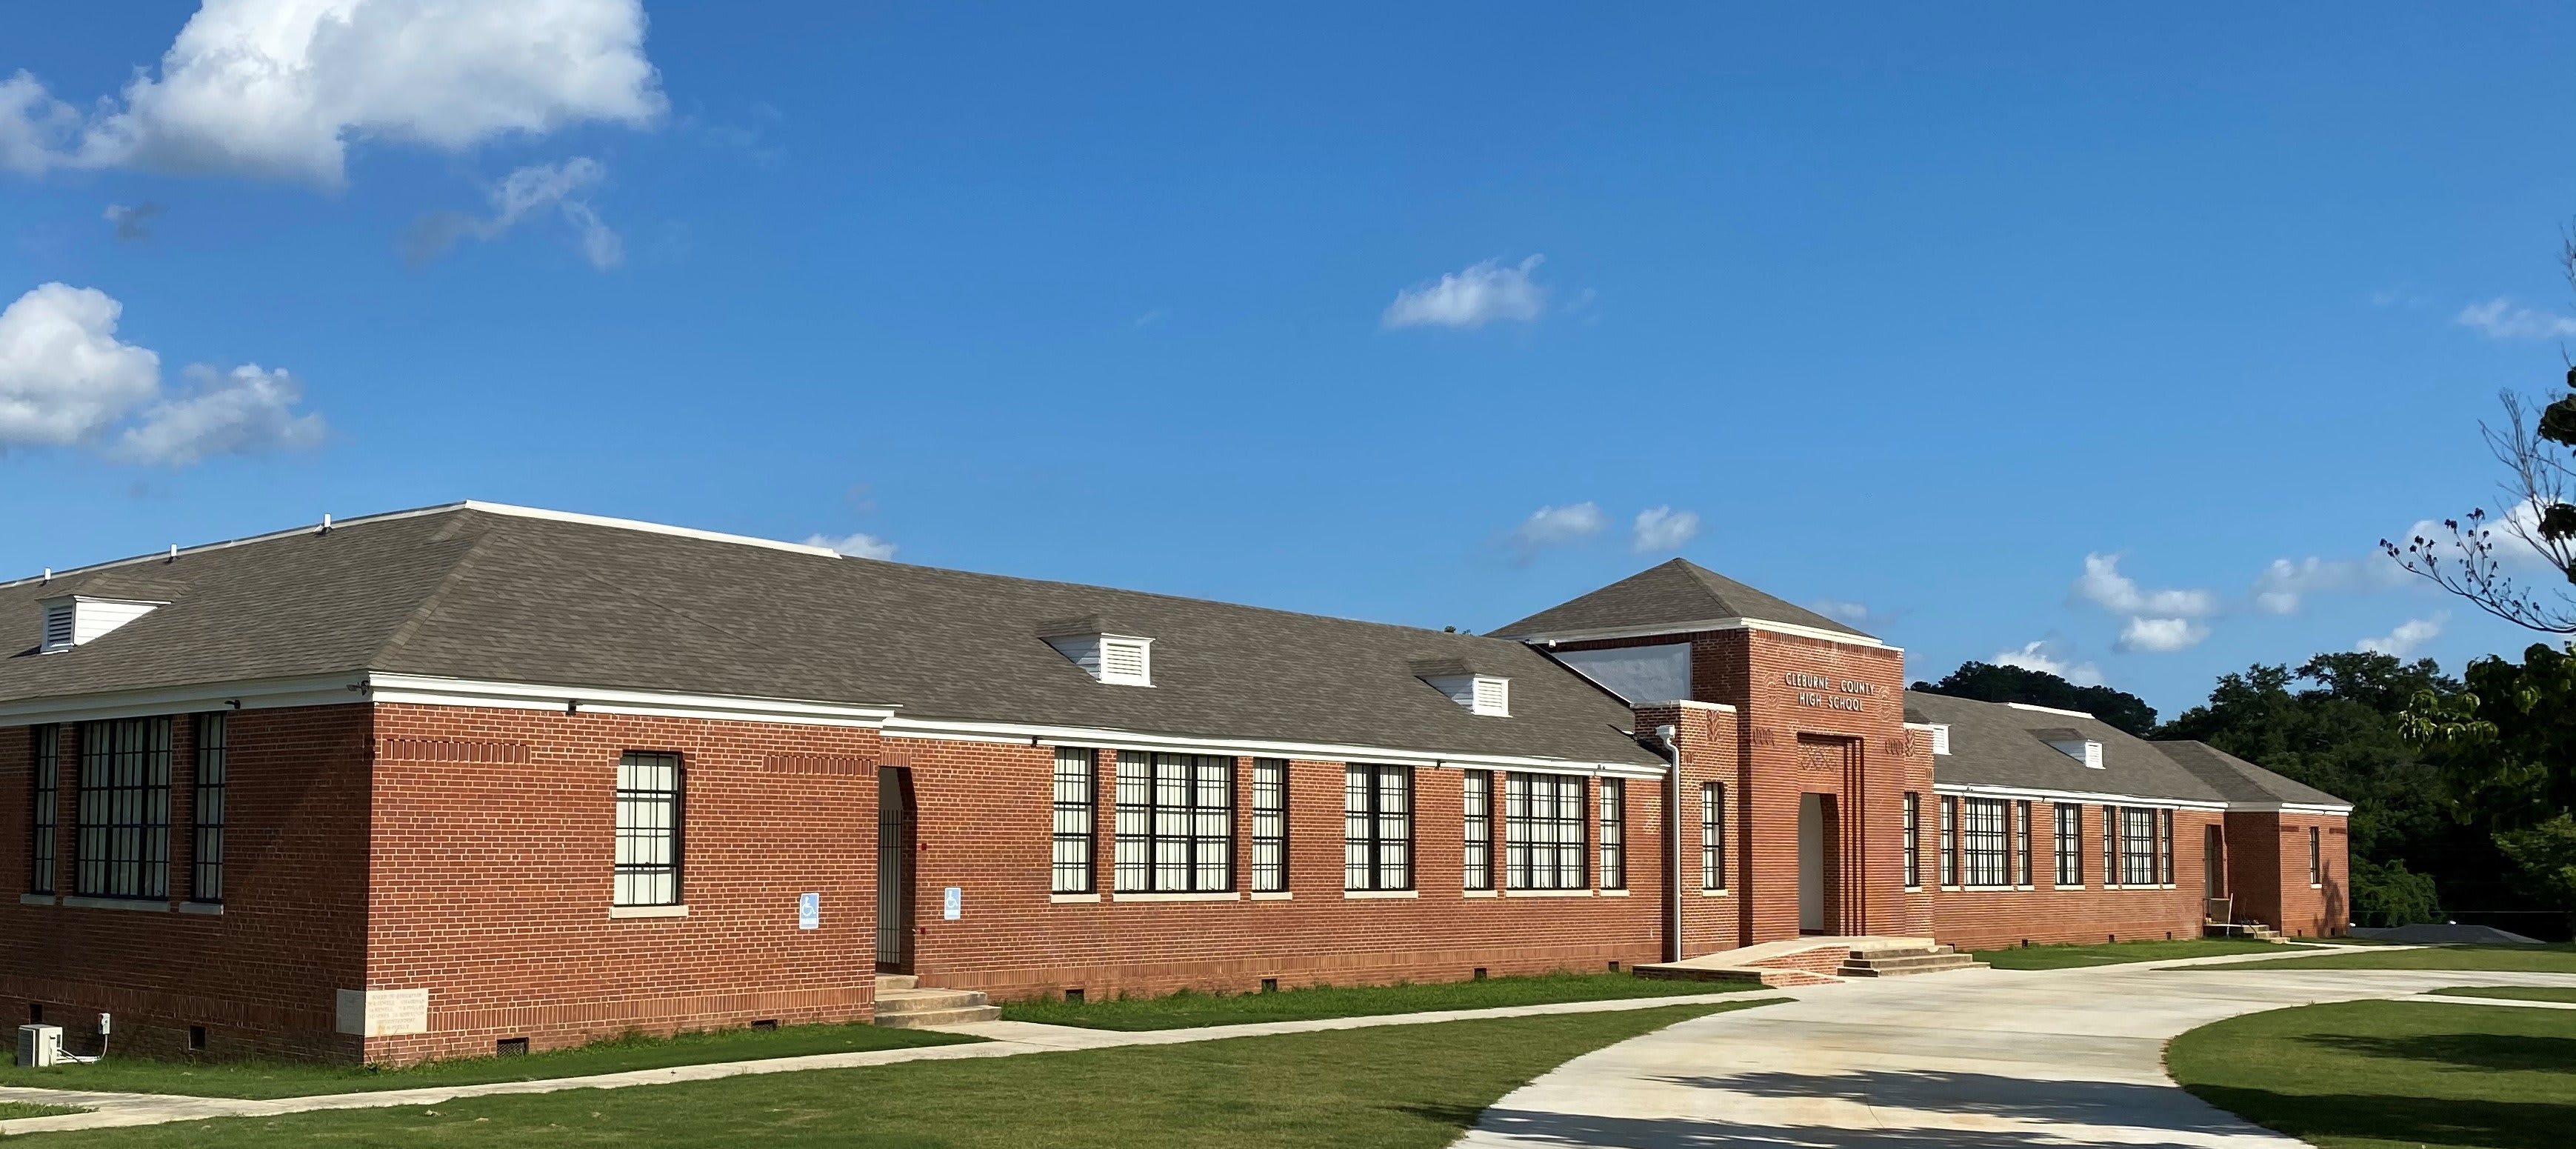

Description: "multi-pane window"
2120 807 2158 887
29 725 58 896
1962 798 2009 887
1116 752 1234 893
1344 765 1412 890
2159 809 2176 887
1505 773 1585 890
2308 826 2321 886
1901 791 1921 889
1938 795 1958 887
1252 759 1287 893
1462 770 1494 891
1052 747 1095 894
1598 779 1625 890
2101 805 2118 885
190 713 227 904
1701 782 1726 891
2054 803 2081 886
2013 800 2032 887
613 752 683 906
76 717 171 900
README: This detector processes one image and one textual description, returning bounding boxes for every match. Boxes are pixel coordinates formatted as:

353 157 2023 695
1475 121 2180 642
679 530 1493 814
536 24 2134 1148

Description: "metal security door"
876 767 915 971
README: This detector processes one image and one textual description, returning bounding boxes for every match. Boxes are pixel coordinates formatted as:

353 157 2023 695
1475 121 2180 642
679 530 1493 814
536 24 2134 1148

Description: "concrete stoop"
874 976 1003 1028
2203 922 2289 943
1835 944 1985 978
1637 936 1987 987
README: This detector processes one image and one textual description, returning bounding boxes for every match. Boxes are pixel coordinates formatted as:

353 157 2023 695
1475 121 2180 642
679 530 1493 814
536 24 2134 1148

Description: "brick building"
1 503 2347 1063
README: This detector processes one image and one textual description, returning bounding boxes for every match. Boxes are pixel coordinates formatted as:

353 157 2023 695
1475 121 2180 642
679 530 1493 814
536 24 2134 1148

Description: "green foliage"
2350 856 2443 928
2401 644 2576 913
2495 815 2576 910
1912 661 2158 736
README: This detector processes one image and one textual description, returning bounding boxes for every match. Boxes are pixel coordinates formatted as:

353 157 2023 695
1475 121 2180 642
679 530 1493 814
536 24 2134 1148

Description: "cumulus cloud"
2395 506 2558 572
1992 640 2104 687
0 282 324 464
406 157 621 267
2456 297 2576 340
2074 554 2218 617
104 202 164 241
2357 615 2445 658
1811 599 1874 625
2117 616 2210 653
1506 502 1606 559
1631 506 1700 553
1 0 662 187
1383 256 1549 330
0 284 163 448
2251 554 2413 614
804 532 898 560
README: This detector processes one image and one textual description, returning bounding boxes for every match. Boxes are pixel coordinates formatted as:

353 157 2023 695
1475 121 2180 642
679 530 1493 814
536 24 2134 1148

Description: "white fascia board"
2225 802 2355 816
364 674 899 728
2004 702 2098 719
1901 722 1943 732
878 715 1663 776
1512 617 1892 651
0 673 368 725
1930 780 2229 812
1628 699 1738 713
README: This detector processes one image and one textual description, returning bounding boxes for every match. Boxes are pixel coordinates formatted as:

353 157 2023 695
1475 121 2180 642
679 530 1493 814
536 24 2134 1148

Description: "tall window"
1462 770 1493 891
1598 779 1626 890
1506 773 1585 890
1052 747 1095 894
2013 800 2033 887
28 725 57 896
1901 792 1920 889
1962 798 2008 887
2101 804 2118 885
1701 782 1726 891
2054 803 2081 886
2159 809 2176 886
614 752 683 906
1117 752 1233 893
1252 759 1287 893
1938 795 1958 887
2120 807 2158 887
76 717 171 899
1343 765 1411 890
190 713 227 905
2308 826 2322 886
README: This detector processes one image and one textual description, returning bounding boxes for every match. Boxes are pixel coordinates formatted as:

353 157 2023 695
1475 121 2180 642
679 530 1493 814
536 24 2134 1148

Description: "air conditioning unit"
17 1025 61 1068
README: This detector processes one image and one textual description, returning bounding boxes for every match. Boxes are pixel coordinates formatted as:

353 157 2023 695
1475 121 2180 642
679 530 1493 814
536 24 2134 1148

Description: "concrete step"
1838 953 1985 978
873 1005 1003 1029
876 988 992 1015
878 974 918 992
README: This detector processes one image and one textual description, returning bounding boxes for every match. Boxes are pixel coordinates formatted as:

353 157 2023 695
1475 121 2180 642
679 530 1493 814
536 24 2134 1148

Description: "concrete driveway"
1456 950 2576 1148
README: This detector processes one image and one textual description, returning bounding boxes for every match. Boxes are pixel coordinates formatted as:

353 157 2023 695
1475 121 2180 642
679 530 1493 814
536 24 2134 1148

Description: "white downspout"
1651 724 1683 963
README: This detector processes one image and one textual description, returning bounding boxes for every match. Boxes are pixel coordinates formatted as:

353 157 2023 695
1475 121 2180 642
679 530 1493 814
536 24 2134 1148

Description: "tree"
2400 642 2576 916
1911 661 2157 737
2383 239 2576 632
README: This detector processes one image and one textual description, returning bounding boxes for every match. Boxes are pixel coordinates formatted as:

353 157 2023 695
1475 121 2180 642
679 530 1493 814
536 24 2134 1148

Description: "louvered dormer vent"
1410 658 1509 717
1038 616 1153 687
2035 728 2103 770
1926 724 1952 756
36 595 165 653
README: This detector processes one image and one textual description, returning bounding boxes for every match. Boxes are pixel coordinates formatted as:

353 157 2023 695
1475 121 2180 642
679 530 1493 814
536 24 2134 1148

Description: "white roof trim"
0 673 366 725
2226 801 2355 816
1629 699 1738 713
1514 616 1892 650
2005 702 2097 719
878 714 1663 777
364 673 900 728
1932 780 2229 812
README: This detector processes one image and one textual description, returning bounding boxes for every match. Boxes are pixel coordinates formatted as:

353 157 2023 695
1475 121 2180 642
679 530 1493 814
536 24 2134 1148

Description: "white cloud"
2357 614 2445 657
0 284 163 448
1631 506 1700 553
2073 553 2218 617
113 364 326 464
1811 599 1873 625
2117 616 2210 653
1992 640 2104 687
1 0 662 187
2395 506 2557 572
1383 256 1548 330
2456 297 2576 340
407 157 620 267
1506 502 1606 559
804 532 898 560
2251 554 2411 613
0 283 324 464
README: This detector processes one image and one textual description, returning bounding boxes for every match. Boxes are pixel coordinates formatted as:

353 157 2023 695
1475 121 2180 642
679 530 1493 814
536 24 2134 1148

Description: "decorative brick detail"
761 753 870 776
378 738 530 765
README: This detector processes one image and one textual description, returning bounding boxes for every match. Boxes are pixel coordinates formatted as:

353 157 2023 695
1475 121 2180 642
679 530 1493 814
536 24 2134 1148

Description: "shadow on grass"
2186 1085 2576 1149
2298 1030 2576 1073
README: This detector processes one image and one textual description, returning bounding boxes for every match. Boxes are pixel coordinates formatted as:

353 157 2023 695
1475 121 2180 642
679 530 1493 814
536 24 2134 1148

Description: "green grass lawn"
995 970 1755 1030
2427 985 2576 1004
7 1000 1750 1148
1969 937 2304 970
0 1021 978 1101
2208 944 2576 974
2168 999 2576 1149
0 1102 89 1120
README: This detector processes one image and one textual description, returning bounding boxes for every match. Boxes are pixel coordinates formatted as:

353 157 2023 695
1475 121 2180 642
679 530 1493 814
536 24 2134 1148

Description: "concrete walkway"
1455 948 2576 1148
0 989 1764 1137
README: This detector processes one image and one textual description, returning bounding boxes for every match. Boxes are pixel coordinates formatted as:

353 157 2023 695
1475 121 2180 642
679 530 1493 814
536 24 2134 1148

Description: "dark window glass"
1598 779 1625 890
1052 747 1095 894
29 725 57 896
76 717 171 899
1702 782 1726 891
1963 798 2009 887
2308 826 2321 885
614 752 683 906
2121 807 2158 887
1116 752 1234 893
2159 809 2176 886
191 713 227 904
1461 770 1492 891
1901 792 1920 888
2014 799 2032 887
1252 759 1287 893
2102 805 2117 885
1939 796 1958 887
1505 773 1586 890
1343 765 1411 890
2054 803 2081 886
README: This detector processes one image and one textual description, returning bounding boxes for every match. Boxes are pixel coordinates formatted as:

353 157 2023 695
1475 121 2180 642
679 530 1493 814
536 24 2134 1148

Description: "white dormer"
1039 616 1153 687
1411 659 1509 717
37 595 164 653
2037 729 2104 769
1928 724 1951 756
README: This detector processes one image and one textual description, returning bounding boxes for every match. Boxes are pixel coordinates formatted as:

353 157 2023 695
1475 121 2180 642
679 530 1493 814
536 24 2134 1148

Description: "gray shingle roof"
1488 559 1874 641
1906 690 2349 807
2155 740 2349 807
1 505 1660 768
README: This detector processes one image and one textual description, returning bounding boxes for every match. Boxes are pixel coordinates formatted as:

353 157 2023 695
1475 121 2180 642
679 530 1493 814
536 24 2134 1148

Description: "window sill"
1343 889 1418 900
1110 891 1240 903
1598 888 1630 897
2308 884 2323 890
19 893 57 907
610 904 690 919
1504 888 1592 898
2058 885 2089 890
1249 891 1292 902
1700 887 1731 897
1901 885 1921 893
1049 893 1102 904
178 902 224 916
1463 889 1498 899
62 896 171 913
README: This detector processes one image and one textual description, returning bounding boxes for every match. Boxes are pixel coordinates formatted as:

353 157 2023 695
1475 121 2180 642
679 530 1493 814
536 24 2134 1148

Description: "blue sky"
4 2 2573 717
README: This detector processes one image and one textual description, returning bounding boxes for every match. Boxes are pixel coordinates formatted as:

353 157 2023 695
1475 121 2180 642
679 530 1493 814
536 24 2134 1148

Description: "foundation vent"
36 596 164 653
1409 658 1509 717
1038 616 1153 687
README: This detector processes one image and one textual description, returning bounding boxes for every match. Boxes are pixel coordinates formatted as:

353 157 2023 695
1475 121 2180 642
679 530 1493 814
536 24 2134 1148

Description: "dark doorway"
1799 793 1839 934
2203 823 2229 920
876 767 915 972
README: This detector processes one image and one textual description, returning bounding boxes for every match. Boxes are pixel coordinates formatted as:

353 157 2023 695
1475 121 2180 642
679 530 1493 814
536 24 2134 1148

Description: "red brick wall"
0 707 373 1062
897 736 1668 1001
2223 812 2348 938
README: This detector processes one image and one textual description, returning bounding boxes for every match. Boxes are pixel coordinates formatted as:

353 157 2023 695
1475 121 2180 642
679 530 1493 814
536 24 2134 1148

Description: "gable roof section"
2153 740 2349 808
1906 690 2227 805
0 504 1661 769
1488 559 1875 642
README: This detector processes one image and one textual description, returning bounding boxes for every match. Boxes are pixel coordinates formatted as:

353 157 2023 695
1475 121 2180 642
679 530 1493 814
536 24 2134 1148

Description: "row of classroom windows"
23 716 228 904
1895 794 2321 891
